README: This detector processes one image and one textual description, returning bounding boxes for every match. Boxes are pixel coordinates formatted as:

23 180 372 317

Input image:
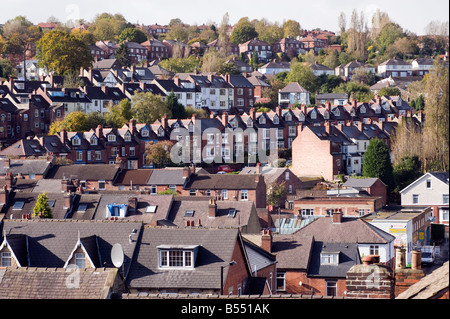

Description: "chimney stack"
129 118 137 135
332 209 343 223
261 229 272 253
3 158 10 169
183 166 191 179
208 198 217 218
249 108 256 121
96 125 103 139
222 112 229 127
63 193 73 209
128 197 137 212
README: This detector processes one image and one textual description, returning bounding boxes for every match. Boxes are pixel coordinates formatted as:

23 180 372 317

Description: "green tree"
393 156 422 191
33 192 53 218
166 91 186 119
267 182 287 208
36 30 93 75
230 18 258 44
118 27 147 43
115 43 131 67
250 50 258 69
105 99 134 128
88 13 128 41
375 22 404 53
285 61 317 93
363 138 395 191
159 56 200 73
131 91 171 124
378 87 401 97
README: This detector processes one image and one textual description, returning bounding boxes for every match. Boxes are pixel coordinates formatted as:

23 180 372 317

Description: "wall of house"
401 175 449 207
292 127 335 181
223 238 250 295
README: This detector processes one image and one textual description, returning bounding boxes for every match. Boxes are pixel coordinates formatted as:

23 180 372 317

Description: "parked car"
218 165 234 173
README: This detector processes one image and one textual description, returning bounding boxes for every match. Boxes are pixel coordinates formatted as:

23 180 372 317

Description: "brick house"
183 173 267 209
263 212 395 297
223 74 255 112
343 177 388 206
126 227 270 295
238 39 273 63
141 39 169 60
291 124 345 182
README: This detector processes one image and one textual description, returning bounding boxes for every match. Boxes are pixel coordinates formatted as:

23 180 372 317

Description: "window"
1 252 11 267
321 252 339 264
75 253 86 268
289 126 296 136
370 245 379 255
107 134 116 142
276 272 286 291
90 136 97 145
285 172 290 180
124 133 132 142
413 194 419 204
151 185 157 195
95 151 101 161
326 281 337 297
301 208 314 216
426 179 432 189
241 190 248 201
189 189 196 196
443 194 449 204
98 180 106 190
222 189 228 199
72 137 81 146
129 147 135 156
228 209 237 218
146 205 157 213
12 201 25 210
159 249 194 268
184 210 195 217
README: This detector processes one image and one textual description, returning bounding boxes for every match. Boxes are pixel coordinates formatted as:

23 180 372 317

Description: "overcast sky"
1 0 449 35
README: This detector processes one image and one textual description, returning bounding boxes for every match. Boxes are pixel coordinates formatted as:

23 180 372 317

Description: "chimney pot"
208 199 217 218
261 229 272 253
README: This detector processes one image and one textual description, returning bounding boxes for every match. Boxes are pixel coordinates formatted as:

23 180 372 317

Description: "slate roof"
0 267 119 299
279 82 308 93
0 159 52 176
307 242 361 278
343 177 383 188
297 216 395 244
0 219 142 276
4 191 69 219
114 169 153 186
127 227 242 290
147 168 188 185
271 233 314 270
185 174 262 190
166 198 255 228
46 164 120 181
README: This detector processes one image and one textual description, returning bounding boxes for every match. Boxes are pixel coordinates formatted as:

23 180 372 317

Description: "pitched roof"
0 159 52 176
279 82 308 93
127 227 242 290
114 169 153 186
147 168 188 185
296 216 395 244
0 219 142 275
271 233 314 269
185 174 262 190
4 191 69 219
0 267 119 299
343 177 383 188
46 164 120 181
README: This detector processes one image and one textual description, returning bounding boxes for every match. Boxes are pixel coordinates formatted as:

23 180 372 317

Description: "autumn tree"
88 13 128 41
282 20 301 38
49 111 91 134
36 30 93 75
145 140 174 168
105 99 134 128
33 192 53 219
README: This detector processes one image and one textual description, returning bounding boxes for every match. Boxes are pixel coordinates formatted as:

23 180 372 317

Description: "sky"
1 0 449 35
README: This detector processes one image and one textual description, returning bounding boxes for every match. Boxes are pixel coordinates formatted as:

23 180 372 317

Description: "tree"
166 91 186 119
363 138 395 191
159 56 200 73
49 111 90 134
217 13 232 58
105 99 134 128
145 140 174 168
378 87 401 97
230 18 258 44
393 156 422 191
285 61 317 93
131 91 171 124
267 182 287 208
375 22 404 53
33 192 53 218
118 27 147 43
282 20 301 38
36 30 93 75
88 13 128 41
115 43 131 68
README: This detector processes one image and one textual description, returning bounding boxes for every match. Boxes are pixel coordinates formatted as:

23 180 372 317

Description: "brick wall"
223 237 250 295
394 269 425 297
345 264 394 299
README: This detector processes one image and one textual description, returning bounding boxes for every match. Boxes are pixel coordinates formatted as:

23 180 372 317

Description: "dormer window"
259 116 266 124
360 106 366 114
375 105 381 114
310 110 317 119
247 118 253 127
158 127 165 137
107 134 116 142
124 132 132 142
285 113 292 121
158 245 199 269
273 115 279 124
321 252 339 265
299 113 305 122
72 136 81 146
324 111 330 119
141 129 149 137
333 108 340 117
90 136 97 145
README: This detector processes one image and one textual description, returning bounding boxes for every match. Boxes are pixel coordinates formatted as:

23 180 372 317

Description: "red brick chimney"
208 199 217 218
129 118 136 135
249 108 256 121
261 229 272 253
276 106 282 117
96 125 103 139
325 100 331 112
3 158 10 169
332 209 343 223
222 112 229 127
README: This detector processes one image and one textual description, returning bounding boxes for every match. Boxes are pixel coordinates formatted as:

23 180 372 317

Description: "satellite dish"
111 243 124 268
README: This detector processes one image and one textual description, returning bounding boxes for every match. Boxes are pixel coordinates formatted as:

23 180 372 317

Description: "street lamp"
220 260 237 295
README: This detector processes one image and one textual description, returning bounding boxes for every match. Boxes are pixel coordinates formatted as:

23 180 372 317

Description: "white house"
310 62 334 76
258 61 291 75
278 82 310 107
377 58 412 78
400 172 449 227
411 58 434 76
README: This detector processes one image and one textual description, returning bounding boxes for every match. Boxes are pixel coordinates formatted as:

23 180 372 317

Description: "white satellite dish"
111 243 124 268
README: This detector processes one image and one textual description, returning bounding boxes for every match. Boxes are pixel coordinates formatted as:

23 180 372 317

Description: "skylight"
185 210 194 217
13 202 25 210
78 204 87 212
146 205 157 213
228 209 236 218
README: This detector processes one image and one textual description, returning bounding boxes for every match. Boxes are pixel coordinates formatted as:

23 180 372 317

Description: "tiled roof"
0 267 119 299
185 174 262 190
46 164 120 181
127 227 240 290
